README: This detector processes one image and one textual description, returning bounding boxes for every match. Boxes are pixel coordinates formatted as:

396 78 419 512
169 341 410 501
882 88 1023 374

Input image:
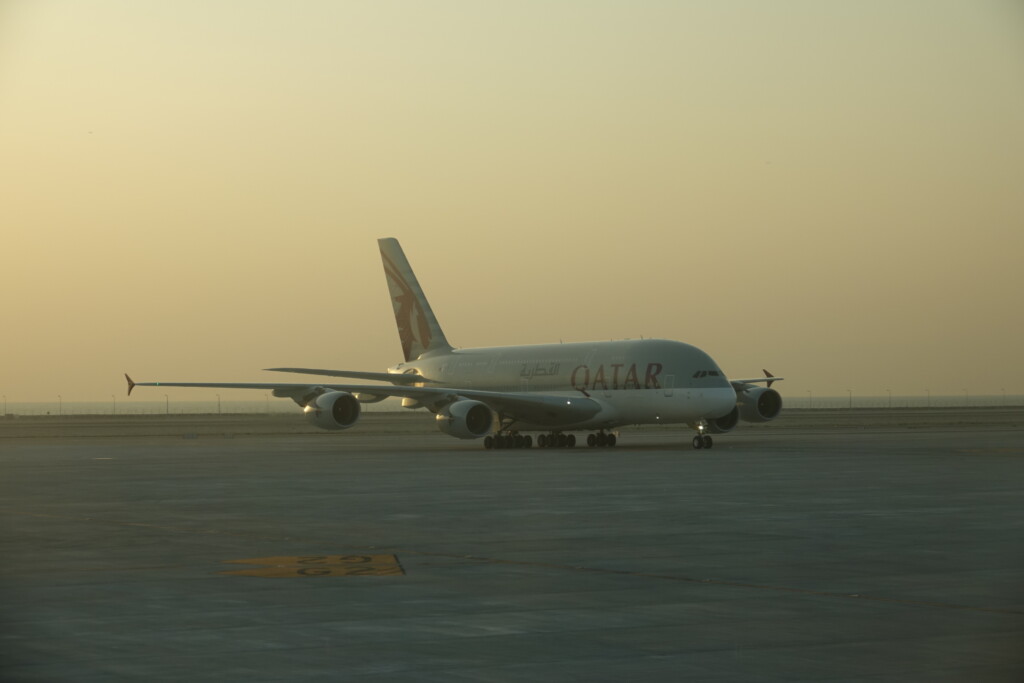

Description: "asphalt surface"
2 410 1023 681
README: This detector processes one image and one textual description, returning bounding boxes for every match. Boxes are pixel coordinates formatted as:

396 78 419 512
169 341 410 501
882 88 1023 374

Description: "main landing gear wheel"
484 434 533 450
537 433 575 449
692 435 714 449
586 432 617 448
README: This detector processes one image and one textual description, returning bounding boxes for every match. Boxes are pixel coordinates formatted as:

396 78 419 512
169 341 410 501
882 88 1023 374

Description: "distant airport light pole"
2 394 6 416
1002 387 1006 406
925 389 930 407
886 388 891 409
58 394 62 417
847 389 852 409
217 394 221 415
112 394 116 416
266 393 270 414
963 389 968 407
164 394 169 416
806 390 812 409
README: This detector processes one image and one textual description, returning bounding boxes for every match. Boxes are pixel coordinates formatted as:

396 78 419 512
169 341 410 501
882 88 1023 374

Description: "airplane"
126 238 782 449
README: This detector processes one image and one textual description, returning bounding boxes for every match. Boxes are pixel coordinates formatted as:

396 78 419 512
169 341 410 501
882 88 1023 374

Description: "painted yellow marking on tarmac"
219 554 404 578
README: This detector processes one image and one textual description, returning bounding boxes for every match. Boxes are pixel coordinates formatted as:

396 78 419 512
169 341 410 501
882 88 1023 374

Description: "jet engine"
707 406 740 434
436 400 493 439
737 386 783 423
708 387 783 433
304 391 361 430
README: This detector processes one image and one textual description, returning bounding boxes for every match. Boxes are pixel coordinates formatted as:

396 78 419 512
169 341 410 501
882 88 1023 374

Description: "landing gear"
585 431 617 448
537 433 575 449
692 435 714 449
484 414 535 450
691 423 714 450
484 433 533 450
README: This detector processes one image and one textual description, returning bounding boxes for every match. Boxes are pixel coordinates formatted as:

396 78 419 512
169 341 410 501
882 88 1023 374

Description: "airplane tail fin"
378 238 452 361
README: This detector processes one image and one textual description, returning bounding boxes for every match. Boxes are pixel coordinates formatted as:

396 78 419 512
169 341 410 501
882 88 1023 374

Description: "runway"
2 410 1023 681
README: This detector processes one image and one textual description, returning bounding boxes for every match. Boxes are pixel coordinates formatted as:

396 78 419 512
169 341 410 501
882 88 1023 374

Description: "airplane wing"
264 367 431 385
731 369 783 389
125 375 327 402
125 375 601 427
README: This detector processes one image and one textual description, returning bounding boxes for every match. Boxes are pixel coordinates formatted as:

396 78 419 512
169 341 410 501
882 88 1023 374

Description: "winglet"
125 374 136 396
763 369 775 389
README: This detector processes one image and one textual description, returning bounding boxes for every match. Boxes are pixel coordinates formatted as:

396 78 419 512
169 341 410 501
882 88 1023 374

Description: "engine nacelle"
707 406 740 434
436 400 493 439
304 391 361 430
737 386 783 423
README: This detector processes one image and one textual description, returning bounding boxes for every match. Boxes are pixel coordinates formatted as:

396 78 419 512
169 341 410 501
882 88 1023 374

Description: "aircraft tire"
484 436 493 449
702 435 713 449
566 434 576 448
607 434 616 447
692 435 704 449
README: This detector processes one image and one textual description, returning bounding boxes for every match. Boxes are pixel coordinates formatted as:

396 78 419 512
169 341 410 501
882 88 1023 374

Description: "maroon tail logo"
381 254 432 361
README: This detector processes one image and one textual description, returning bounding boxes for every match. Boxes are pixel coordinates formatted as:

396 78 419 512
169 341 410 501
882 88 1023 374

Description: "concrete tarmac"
2 410 1023 681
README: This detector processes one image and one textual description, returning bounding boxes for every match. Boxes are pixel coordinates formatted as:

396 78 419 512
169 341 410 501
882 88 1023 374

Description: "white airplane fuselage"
392 338 737 430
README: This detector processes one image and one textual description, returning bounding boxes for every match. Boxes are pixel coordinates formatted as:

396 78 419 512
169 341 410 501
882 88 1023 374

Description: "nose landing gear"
691 421 714 449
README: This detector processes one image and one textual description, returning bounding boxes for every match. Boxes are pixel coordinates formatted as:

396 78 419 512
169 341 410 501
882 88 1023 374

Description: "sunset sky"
2 1 1022 404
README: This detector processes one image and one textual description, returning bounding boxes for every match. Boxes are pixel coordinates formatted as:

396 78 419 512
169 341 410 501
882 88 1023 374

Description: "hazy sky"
2 1 1022 404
